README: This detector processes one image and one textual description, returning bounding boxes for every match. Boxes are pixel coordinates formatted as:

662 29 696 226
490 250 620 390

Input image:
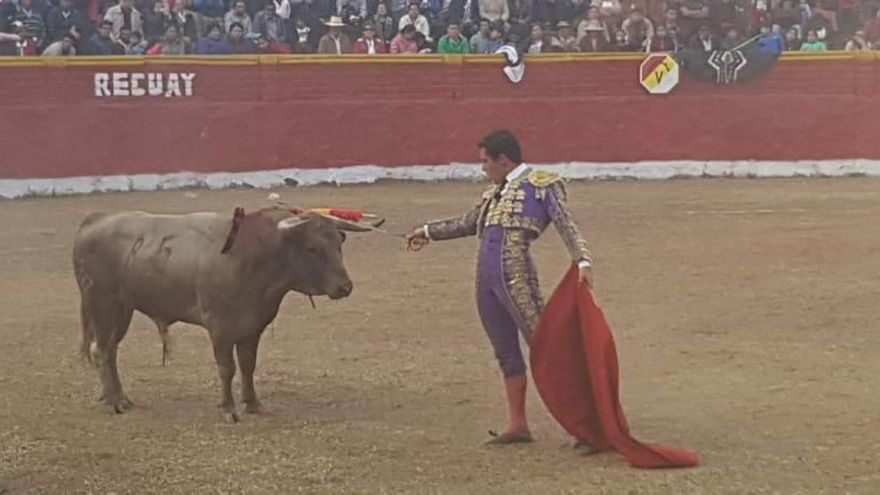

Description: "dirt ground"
1 178 879 494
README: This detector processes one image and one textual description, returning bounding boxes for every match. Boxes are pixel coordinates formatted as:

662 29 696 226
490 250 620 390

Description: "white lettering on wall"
93 72 197 98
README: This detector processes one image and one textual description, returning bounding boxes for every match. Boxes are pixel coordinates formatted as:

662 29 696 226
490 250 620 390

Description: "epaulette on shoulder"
527 169 562 188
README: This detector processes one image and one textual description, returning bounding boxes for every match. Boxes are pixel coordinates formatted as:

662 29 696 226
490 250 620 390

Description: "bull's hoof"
219 403 240 423
103 395 134 414
244 400 264 415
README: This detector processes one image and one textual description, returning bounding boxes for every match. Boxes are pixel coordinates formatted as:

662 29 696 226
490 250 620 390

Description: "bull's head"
275 213 375 300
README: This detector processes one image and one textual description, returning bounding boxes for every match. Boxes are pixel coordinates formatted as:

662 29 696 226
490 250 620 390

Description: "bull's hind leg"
236 332 264 414
85 293 135 413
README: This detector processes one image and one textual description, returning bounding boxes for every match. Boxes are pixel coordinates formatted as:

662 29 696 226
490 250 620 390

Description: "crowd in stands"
0 0 878 56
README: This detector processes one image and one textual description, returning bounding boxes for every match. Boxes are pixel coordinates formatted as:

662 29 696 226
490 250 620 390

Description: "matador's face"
479 148 511 185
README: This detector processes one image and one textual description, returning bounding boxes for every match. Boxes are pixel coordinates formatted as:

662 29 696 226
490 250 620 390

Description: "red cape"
530 265 699 469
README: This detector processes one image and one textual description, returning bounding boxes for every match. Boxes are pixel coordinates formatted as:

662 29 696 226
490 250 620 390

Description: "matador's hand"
579 265 593 289
405 227 430 251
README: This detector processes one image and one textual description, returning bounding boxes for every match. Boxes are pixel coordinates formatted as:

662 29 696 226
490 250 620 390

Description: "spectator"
719 25 743 50
579 21 609 51
251 2 287 44
837 0 861 36
147 21 190 53
389 22 418 52
709 0 737 34
371 2 395 42
772 0 800 32
678 0 709 41
114 25 134 52
269 0 292 19
611 28 632 50
225 0 252 33
1 21 38 55
227 21 257 52
86 19 124 53
338 0 367 18
687 24 718 51
756 24 784 54
799 29 827 50
414 29 432 52
46 0 91 42
812 0 839 34
128 30 147 53
195 21 231 53
354 20 387 52
192 0 226 21
621 6 653 47
523 22 548 52
645 24 677 52
549 20 578 51
784 26 801 50
13 0 47 49
577 6 609 43
388 0 409 23
469 17 491 51
479 0 509 25
317 15 353 52
863 9 880 46
844 29 871 50
103 0 143 40
437 21 469 51
291 17 313 52
41 31 76 54
508 0 530 24
171 0 199 43
142 1 168 45
590 0 621 27
659 7 681 44
398 3 431 40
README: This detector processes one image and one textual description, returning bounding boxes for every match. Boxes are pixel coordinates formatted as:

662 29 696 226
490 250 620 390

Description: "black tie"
493 179 508 200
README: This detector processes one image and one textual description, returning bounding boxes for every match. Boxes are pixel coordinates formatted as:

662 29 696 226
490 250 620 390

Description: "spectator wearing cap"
678 0 708 42
103 0 142 40
46 0 90 42
644 24 676 52
85 19 124 53
195 21 232 53
251 2 287 44
13 0 46 48
225 1 252 34
398 3 431 41
756 24 784 54
578 19 609 51
799 29 827 50
318 15 353 53
371 3 395 42
354 21 387 52
389 22 418 52
523 22 549 53
621 6 653 48
227 21 257 52
437 21 469 52
479 0 509 25
577 6 609 44
687 24 718 51
41 31 76 54
549 20 577 51
146 22 191 54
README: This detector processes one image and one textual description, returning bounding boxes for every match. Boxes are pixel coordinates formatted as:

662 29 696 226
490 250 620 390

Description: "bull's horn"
277 217 311 231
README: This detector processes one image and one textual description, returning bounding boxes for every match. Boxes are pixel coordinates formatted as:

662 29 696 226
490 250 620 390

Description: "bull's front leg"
210 334 239 423
235 332 264 414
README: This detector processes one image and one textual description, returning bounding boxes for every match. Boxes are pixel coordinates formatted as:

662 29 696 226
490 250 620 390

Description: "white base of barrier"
2 160 880 199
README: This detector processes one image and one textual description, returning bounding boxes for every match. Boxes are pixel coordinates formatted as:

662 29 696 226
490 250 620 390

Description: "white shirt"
424 164 591 268
273 0 291 19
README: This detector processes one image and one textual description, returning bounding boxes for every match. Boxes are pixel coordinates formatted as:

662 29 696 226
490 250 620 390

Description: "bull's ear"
277 216 311 232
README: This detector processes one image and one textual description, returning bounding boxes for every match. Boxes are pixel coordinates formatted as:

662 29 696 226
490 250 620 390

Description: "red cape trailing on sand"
530 265 699 469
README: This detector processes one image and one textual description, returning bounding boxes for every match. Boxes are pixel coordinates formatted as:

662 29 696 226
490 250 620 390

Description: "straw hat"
323 15 345 27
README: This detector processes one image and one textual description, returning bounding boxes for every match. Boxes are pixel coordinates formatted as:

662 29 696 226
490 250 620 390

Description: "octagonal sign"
639 53 679 95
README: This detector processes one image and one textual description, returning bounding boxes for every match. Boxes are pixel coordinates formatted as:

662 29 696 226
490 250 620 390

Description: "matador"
406 129 594 446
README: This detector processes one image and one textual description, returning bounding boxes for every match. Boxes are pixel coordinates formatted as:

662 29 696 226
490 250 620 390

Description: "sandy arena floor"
1 178 879 494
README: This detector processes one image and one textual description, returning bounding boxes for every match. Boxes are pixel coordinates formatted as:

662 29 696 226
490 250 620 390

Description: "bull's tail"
155 321 171 366
79 294 96 366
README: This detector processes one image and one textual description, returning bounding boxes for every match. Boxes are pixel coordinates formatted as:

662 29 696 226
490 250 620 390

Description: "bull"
73 207 377 422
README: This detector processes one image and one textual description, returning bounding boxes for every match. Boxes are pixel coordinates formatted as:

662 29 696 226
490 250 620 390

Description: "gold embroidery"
527 170 562 188
501 230 542 342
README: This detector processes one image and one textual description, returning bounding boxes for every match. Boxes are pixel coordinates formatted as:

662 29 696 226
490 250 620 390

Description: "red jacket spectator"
354 37 387 53
389 24 418 54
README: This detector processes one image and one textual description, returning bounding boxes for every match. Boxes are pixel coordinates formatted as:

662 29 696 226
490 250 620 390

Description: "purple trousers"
476 226 544 377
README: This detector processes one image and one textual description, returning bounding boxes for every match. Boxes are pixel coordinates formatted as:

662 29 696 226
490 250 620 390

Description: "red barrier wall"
1 53 878 180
